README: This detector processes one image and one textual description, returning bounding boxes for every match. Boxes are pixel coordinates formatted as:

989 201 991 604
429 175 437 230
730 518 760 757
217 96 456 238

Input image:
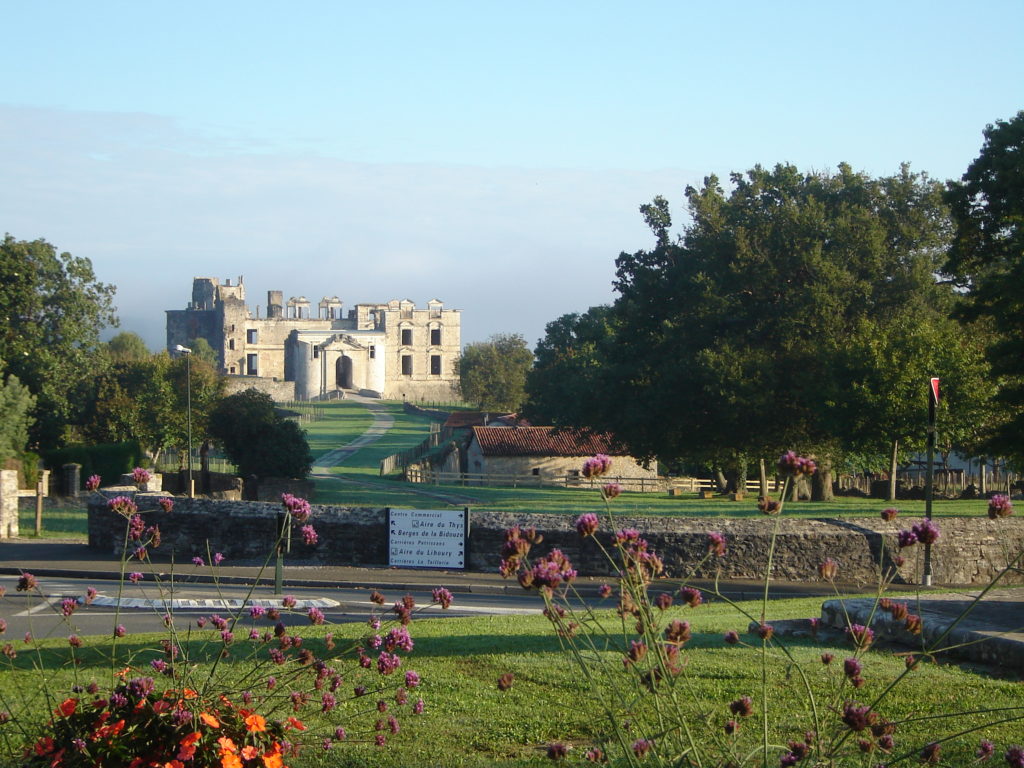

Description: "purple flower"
843 657 862 679
724 630 740 645
127 514 145 540
212 552 225 565
1005 746 1024 768
413 697 424 714
307 607 325 625
881 507 899 522
841 701 876 731
60 598 78 617
282 595 297 608
729 696 753 717
846 623 875 649
911 519 940 545
334 726 346 741
249 605 266 619
601 483 622 500
581 453 613 478
126 676 154 699
191 556 204 566
281 493 311 523
128 572 143 583
321 692 337 712
150 659 167 673
547 742 570 760
777 451 816 478
385 626 414 653
575 513 599 537
84 587 97 604
377 651 402 675
432 587 453 609
598 584 613 598
220 630 234 644
158 497 174 513
976 740 995 760
680 587 702 607
85 474 101 491
114 625 126 639
300 524 318 546
405 670 421 688
67 634 82 648
758 496 782 515
988 494 1014 519
131 467 151 485
632 739 652 758
707 531 727 556
107 496 138 517
897 529 918 549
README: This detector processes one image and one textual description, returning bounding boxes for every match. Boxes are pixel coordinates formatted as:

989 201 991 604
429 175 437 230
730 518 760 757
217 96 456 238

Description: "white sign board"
387 508 468 570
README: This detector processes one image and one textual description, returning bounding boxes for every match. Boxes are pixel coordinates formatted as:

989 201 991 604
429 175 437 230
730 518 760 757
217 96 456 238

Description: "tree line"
0 240 310 483
462 112 1024 498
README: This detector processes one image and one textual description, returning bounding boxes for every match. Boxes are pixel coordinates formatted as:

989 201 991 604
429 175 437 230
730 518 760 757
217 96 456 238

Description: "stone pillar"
0 469 19 539
63 463 82 497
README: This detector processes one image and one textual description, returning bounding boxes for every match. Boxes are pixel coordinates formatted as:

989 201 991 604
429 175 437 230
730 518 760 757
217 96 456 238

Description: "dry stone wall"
86 497 1024 586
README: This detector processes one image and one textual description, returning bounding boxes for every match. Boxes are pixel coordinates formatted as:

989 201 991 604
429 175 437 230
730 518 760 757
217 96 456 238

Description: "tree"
208 389 311 479
0 235 118 449
524 306 616 426
105 332 150 364
0 372 35 464
456 334 534 412
592 163 974 497
188 337 219 368
945 110 1024 461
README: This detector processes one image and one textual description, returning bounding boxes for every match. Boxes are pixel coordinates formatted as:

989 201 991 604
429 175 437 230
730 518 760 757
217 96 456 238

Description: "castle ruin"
166 277 461 401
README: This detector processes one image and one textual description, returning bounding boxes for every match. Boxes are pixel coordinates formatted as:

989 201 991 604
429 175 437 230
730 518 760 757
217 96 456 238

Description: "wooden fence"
379 424 445 476
403 468 768 494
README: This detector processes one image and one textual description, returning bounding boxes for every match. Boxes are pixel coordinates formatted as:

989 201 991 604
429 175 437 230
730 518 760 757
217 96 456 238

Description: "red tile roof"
471 426 625 457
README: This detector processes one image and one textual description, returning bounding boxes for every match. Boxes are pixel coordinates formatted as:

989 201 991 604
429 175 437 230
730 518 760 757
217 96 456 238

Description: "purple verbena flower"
575 513 599 537
988 494 1014 519
128 572 143 584
432 587 453 608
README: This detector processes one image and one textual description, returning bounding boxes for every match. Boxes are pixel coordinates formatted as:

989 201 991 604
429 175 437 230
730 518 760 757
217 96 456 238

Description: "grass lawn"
1 597 1020 766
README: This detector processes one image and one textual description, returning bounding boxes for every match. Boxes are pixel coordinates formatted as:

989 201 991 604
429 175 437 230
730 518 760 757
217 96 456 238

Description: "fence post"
35 476 44 536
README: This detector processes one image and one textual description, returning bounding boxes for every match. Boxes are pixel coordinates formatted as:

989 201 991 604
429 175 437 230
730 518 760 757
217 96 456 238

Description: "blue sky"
3 2 1022 350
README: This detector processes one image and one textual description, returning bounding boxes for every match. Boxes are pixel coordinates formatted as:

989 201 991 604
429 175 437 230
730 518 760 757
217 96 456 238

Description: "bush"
43 441 143 489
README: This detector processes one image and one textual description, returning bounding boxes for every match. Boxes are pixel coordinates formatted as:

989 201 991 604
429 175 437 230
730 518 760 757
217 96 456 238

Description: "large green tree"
0 372 35 464
524 306 616 427
208 389 311 479
945 110 1024 462
555 163 987 498
456 334 534 412
0 235 118 449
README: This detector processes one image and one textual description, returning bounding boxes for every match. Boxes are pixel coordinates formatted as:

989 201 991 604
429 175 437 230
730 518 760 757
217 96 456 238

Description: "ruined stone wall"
86 498 1024 586
223 376 296 401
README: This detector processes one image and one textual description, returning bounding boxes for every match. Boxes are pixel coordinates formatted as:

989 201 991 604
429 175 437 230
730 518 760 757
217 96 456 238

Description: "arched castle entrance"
337 355 354 390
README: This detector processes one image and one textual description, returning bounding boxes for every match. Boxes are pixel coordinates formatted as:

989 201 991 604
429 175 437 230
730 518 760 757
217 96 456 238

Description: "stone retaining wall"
86 498 1024 586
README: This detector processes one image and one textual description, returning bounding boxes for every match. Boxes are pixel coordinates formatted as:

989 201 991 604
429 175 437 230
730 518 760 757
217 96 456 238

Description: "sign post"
923 377 939 587
388 508 469 569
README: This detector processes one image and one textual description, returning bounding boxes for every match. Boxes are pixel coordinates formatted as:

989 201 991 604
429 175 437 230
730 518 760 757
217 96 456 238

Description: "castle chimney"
267 291 283 319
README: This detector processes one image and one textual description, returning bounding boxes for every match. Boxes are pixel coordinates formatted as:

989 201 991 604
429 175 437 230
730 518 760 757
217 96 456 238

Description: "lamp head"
175 345 193 354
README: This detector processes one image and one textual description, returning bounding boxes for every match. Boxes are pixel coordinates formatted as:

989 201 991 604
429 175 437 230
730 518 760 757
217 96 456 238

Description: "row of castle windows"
401 328 443 346
402 354 444 376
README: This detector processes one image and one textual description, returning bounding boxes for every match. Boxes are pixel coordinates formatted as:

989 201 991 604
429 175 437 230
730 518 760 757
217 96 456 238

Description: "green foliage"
104 332 150 363
539 164 988 481
188 337 219 367
0 374 35 463
945 110 1024 461
208 388 312 478
0 234 118 450
524 306 615 426
456 333 534 412
43 441 143 487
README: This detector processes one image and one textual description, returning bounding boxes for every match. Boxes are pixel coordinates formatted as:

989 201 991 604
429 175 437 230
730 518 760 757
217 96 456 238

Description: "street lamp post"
175 345 194 498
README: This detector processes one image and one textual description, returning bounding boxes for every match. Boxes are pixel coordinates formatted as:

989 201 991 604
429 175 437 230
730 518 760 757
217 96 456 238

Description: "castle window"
401 355 413 375
401 328 412 346
246 354 258 376
430 327 442 345
430 355 441 376
247 329 258 344
532 468 540 476
228 339 235 350
229 366 236 374
369 345 376 359
313 346 320 359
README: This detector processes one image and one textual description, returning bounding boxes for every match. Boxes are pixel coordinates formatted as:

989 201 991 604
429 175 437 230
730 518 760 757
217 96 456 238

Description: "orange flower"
183 688 198 699
200 712 221 728
57 698 78 717
285 716 306 731
217 736 238 753
241 746 259 760
220 753 243 768
34 736 54 756
177 745 196 761
180 731 202 747
164 762 185 768
244 712 267 732
262 750 283 768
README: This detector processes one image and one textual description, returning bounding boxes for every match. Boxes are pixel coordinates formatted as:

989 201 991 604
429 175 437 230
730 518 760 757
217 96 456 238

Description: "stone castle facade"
166 277 461 401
